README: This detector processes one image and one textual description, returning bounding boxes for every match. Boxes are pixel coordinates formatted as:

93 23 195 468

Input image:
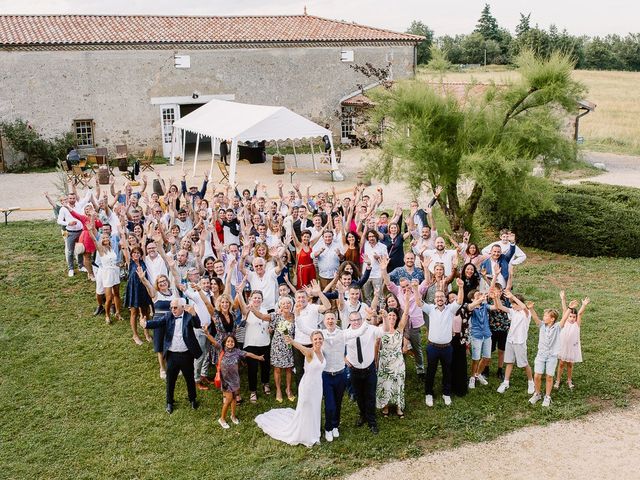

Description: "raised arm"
492 290 510 313
398 290 411 331
201 326 221 349
309 279 331 313
559 306 572 328
559 290 568 314
137 266 157 299
455 277 464 306
504 290 527 313
577 297 590 326
379 255 392 288
249 304 271 323
235 275 250 316
529 303 541 326
284 335 314 362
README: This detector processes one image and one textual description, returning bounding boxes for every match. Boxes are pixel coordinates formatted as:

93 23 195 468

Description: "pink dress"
558 321 582 363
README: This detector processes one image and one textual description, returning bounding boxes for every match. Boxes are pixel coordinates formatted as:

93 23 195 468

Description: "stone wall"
0 44 415 157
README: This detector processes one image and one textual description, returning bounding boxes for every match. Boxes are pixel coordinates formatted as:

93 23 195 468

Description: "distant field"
417 67 640 156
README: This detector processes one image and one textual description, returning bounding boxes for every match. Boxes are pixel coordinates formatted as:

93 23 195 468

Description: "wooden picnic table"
1 206 20 225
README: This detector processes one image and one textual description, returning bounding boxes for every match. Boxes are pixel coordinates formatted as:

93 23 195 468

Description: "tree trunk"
439 181 466 234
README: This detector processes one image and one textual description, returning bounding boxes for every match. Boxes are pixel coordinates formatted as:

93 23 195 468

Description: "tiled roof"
341 93 376 106
0 14 424 47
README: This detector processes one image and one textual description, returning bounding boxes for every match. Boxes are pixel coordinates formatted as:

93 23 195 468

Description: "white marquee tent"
170 99 343 184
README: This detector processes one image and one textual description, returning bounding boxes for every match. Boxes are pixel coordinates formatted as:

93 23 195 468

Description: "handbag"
214 350 225 389
74 241 85 256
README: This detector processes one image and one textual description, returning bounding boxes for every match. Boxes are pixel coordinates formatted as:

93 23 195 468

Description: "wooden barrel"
356 171 371 186
272 154 285 175
97 166 110 185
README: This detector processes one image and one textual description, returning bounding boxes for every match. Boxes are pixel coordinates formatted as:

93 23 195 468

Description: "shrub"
0 120 75 171
483 182 640 258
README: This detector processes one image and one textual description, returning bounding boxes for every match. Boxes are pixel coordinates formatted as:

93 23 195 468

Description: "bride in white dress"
255 331 325 447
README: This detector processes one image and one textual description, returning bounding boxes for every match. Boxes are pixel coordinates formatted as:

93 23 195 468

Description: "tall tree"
365 51 585 232
406 20 434 64
474 4 501 42
515 13 531 38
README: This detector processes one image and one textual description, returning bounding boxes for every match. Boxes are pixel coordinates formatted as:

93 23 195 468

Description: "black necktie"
356 337 363 364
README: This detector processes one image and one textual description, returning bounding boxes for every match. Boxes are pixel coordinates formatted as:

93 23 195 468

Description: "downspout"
574 107 591 141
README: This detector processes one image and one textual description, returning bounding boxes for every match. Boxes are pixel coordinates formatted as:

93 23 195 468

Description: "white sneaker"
527 380 535 394
79 266 88 273
425 394 434 407
68 269 74 277
332 428 340 438
476 374 489 386
542 396 552 407
442 395 452 406
529 392 542 405
497 381 510 394
160 369 167 380
468 376 476 389
230 416 240 425
324 430 333 442
218 418 230 429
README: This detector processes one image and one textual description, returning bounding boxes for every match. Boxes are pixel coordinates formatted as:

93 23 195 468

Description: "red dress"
70 210 103 254
296 247 316 289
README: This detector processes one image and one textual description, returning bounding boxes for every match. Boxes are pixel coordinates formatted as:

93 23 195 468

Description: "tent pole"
209 137 218 182
169 126 176 165
193 134 200 177
229 138 239 186
181 129 186 171
328 135 343 181
310 139 317 171
275 140 280 155
292 140 298 167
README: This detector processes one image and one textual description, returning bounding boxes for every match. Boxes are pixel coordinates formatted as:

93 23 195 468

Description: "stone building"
0 14 421 164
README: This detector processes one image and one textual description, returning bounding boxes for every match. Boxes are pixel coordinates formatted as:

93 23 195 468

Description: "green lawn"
1 222 639 479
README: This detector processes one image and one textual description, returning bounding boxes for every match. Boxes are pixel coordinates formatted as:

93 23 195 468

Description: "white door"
160 104 180 158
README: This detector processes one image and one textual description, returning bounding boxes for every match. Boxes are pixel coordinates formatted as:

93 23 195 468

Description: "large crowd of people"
47 170 590 447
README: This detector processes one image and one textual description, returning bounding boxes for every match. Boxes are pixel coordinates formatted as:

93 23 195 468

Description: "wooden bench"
285 163 335 183
1 207 20 225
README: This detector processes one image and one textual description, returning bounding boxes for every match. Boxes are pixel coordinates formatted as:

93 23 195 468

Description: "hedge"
485 183 640 258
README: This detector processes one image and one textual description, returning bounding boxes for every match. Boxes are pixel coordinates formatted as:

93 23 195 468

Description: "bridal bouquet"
276 321 291 336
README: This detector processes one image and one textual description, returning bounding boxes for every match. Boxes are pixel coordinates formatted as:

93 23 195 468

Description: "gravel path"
0 148 414 221
565 151 640 188
347 403 640 480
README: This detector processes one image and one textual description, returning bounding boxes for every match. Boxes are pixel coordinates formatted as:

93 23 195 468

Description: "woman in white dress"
87 224 122 324
255 331 326 447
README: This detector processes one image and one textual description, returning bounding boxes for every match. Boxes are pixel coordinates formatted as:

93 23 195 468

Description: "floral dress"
376 330 406 409
269 313 295 368
219 347 247 393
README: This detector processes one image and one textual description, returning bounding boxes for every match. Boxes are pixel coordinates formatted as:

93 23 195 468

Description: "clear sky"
0 0 636 37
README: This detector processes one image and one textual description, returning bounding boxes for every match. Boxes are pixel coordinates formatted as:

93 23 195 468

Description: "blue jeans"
425 343 453 396
322 369 347 432
349 363 377 428
65 229 83 270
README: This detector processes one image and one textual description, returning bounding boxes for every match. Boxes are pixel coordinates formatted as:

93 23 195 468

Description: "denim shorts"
534 354 558 376
470 336 492 361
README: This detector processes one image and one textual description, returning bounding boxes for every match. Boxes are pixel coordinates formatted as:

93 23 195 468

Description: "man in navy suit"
142 298 202 414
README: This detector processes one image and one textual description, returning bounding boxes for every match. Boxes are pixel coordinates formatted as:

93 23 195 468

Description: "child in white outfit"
495 291 534 395
529 306 561 407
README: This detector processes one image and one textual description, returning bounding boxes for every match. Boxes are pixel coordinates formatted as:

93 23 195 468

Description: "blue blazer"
480 243 516 285
146 311 202 359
